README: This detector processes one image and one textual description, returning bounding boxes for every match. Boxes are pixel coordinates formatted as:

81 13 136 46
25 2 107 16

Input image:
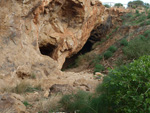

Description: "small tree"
144 3 150 8
104 4 110 8
128 0 144 8
114 3 123 7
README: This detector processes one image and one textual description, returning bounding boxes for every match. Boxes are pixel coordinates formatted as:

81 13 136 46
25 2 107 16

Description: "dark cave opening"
62 16 113 70
62 40 93 70
39 43 56 57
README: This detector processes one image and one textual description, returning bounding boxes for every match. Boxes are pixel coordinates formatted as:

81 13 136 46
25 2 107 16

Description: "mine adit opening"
39 43 56 57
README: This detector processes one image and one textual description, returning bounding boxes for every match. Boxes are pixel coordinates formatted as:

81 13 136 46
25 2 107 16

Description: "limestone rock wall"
0 0 105 77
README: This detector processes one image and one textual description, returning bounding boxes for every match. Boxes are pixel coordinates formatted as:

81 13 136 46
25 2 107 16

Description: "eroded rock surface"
0 93 26 113
0 1 129 112
0 0 105 73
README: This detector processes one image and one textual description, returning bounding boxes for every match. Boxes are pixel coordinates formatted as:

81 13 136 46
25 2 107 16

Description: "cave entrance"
62 40 93 70
39 43 56 57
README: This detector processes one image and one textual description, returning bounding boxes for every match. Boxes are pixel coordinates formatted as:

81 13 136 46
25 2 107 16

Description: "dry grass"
0 81 42 94
36 95 62 112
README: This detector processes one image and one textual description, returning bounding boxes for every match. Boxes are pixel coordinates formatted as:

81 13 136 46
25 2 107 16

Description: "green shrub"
123 36 150 60
143 30 150 37
104 4 110 8
135 14 147 24
96 55 150 113
60 56 150 113
140 21 145 26
132 5 136 9
94 64 105 73
135 13 141 18
147 13 150 19
106 35 110 39
59 90 92 113
140 20 150 26
120 38 128 46
146 20 150 25
139 35 146 40
128 0 144 8
123 13 132 19
114 3 123 7
104 51 113 59
108 46 117 53
115 57 124 66
136 10 139 14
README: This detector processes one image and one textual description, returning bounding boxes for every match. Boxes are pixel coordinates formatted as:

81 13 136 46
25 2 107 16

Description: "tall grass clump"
75 53 97 67
12 81 42 94
60 90 93 113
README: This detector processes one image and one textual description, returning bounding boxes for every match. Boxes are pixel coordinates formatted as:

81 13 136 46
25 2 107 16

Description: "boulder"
49 84 73 95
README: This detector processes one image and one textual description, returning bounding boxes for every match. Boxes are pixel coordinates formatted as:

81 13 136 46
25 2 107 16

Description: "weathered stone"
0 93 26 113
73 78 91 91
49 84 73 95
0 0 128 76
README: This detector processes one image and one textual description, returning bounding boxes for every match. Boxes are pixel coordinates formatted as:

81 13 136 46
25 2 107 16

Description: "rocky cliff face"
0 1 129 112
0 0 105 78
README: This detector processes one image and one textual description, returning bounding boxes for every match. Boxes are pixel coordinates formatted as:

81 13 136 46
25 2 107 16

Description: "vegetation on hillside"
104 4 110 8
60 4 150 113
60 55 150 113
64 8 150 72
128 0 150 8
114 3 123 7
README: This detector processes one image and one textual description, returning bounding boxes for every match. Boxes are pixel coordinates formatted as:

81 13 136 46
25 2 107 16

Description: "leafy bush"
114 3 123 7
120 38 128 46
94 64 105 73
140 20 150 26
147 12 150 19
60 90 92 113
104 4 110 8
135 15 147 23
123 35 150 60
122 13 132 20
106 35 110 39
96 55 150 113
146 20 150 25
136 10 139 14
108 46 117 53
115 57 124 66
128 0 144 7
143 30 150 37
104 51 113 59
60 56 150 113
